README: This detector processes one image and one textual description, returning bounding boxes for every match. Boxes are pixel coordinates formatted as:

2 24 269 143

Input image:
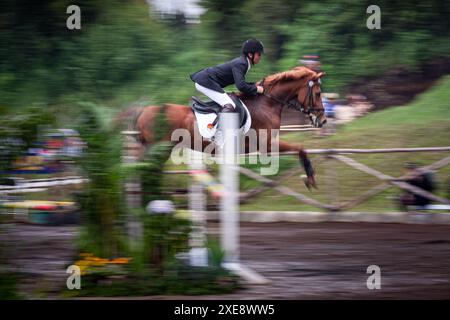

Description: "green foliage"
0 272 21 299
200 0 299 60
2 0 448 111
140 142 173 205
0 106 56 172
278 0 450 91
64 263 239 297
206 238 226 268
59 3 172 100
141 213 191 270
0 0 172 106
74 102 125 258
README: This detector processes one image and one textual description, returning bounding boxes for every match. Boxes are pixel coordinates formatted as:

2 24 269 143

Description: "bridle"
259 77 323 117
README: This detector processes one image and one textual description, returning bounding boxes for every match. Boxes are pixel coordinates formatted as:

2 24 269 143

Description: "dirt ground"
1 221 450 299
215 222 450 299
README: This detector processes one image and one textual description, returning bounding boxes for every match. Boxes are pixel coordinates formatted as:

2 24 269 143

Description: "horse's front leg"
278 139 317 190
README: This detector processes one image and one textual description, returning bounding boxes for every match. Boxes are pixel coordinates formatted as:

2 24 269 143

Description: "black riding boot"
221 103 236 113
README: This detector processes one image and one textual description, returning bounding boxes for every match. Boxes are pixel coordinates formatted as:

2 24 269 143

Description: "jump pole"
188 147 208 267
219 112 270 285
121 130 143 245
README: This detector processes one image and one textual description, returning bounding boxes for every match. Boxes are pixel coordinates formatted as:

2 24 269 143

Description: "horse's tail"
112 106 146 146
112 106 145 132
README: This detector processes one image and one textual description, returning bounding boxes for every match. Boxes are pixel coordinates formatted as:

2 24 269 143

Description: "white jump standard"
219 112 270 285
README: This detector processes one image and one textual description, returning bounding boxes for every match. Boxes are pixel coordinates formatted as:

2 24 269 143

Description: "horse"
117 66 326 189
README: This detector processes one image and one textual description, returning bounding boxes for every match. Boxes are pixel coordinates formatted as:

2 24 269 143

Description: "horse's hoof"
302 176 317 191
304 181 312 191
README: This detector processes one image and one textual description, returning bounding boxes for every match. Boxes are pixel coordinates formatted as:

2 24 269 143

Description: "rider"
190 39 265 113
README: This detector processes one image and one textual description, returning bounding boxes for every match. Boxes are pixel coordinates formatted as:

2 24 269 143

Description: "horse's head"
259 67 327 128
298 72 327 128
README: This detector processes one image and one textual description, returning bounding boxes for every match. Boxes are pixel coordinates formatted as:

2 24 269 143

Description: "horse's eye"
316 92 321 97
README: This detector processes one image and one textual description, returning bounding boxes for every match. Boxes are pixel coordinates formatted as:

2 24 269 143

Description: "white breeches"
194 83 236 108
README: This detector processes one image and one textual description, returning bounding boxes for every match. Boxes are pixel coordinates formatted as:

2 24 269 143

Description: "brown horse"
118 66 326 189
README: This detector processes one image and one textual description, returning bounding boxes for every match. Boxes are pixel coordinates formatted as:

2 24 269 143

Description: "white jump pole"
219 113 270 284
220 112 239 263
188 147 208 267
121 131 143 245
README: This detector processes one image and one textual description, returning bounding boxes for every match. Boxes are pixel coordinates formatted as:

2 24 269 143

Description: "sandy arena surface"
2 221 450 299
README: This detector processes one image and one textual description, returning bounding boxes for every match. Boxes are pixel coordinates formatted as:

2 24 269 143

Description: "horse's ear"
313 72 326 80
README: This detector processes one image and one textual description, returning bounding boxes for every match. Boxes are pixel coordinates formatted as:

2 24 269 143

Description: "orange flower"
109 257 131 264
79 252 93 258
74 260 90 267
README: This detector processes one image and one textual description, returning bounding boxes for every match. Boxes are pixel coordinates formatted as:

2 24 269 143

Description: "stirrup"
221 104 236 113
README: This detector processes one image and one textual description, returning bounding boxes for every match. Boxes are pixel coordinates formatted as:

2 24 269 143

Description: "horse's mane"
260 66 315 86
236 66 316 99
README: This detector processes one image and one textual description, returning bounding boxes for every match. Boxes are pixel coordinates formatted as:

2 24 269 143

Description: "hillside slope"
240 76 450 212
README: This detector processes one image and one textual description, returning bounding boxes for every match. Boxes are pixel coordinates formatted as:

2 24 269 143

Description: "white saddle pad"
193 101 252 139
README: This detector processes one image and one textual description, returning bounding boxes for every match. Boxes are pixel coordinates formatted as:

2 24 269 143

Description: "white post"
219 113 240 264
122 131 143 244
188 148 208 267
219 113 270 284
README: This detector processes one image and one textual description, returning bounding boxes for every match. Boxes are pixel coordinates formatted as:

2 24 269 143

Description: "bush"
75 102 125 258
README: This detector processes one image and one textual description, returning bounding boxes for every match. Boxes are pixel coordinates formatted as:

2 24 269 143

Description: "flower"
109 257 131 264
72 253 132 275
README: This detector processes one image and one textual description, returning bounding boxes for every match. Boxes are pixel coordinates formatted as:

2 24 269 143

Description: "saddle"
190 94 248 128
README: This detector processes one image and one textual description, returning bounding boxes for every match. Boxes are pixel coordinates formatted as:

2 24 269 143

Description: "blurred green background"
1 0 449 115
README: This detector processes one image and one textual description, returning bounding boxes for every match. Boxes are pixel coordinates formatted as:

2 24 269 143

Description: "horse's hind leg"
278 140 317 190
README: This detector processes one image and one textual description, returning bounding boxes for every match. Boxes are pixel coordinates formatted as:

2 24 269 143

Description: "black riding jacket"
190 55 258 96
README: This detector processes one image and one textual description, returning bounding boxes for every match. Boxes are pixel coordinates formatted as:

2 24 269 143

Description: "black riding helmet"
242 39 264 64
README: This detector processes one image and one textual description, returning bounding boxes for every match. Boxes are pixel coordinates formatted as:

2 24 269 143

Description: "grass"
237 76 450 212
